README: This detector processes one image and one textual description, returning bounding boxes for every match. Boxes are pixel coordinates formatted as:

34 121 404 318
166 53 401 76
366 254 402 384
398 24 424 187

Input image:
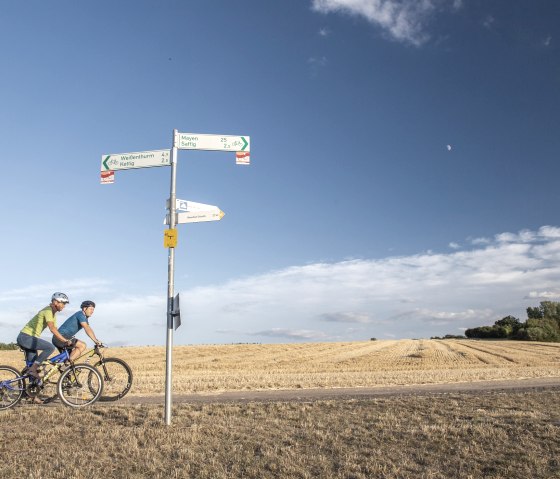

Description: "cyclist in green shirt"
16 292 73 379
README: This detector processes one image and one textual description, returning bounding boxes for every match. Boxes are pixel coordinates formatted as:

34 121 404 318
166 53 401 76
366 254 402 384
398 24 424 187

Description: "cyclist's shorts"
52 337 78 352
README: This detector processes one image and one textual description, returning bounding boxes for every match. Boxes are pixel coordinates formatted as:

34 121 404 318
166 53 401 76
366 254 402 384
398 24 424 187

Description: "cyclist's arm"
80 322 101 345
47 321 68 344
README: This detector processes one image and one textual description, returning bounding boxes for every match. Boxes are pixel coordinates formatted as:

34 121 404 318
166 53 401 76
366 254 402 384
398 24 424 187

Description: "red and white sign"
236 151 250 165
100 170 115 184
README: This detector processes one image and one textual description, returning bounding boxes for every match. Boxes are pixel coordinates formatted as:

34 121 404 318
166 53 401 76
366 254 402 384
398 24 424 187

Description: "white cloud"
392 308 494 326
0 278 112 303
539 225 560 238
543 35 552 47
311 0 462 46
308 56 328 67
495 229 535 244
251 328 328 340
319 312 375 323
482 14 495 30
449 242 460 249
525 291 560 300
3 226 560 345
470 236 490 245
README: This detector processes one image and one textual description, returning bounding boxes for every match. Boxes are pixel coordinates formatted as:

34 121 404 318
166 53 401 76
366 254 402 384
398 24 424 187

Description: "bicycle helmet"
51 292 69 304
81 300 96 309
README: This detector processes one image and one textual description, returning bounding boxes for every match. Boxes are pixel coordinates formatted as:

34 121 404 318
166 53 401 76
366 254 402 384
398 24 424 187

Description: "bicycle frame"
17 348 71 389
20 344 106 385
0 372 25 394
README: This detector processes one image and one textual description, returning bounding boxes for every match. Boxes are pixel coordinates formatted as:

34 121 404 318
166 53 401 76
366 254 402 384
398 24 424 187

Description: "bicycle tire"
0 366 24 410
57 364 103 408
22 366 60 404
94 358 133 402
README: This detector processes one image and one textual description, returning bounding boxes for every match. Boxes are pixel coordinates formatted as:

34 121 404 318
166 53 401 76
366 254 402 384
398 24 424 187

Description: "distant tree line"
430 334 465 340
0 342 18 350
465 301 560 342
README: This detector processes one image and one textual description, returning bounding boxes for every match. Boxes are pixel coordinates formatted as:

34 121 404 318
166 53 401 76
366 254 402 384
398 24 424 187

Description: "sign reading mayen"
175 133 250 152
101 149 171 171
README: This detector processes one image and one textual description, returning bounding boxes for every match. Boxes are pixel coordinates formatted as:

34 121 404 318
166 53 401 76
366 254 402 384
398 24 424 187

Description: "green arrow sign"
174 133 250 152
101 149 170 171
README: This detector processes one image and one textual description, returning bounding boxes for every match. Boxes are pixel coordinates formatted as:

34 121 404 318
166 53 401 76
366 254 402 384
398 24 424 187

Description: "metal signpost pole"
165 129 178 425
101 129 249 425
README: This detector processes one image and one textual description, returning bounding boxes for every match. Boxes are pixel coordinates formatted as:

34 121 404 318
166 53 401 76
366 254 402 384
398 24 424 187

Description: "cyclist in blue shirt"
52 300 102 361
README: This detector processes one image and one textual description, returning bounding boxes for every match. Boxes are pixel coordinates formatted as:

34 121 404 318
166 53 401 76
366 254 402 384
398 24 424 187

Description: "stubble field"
1 339 559 478
3 339 557 394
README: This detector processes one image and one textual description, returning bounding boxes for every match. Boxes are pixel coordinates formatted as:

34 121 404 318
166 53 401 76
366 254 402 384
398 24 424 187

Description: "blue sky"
1 0 559 345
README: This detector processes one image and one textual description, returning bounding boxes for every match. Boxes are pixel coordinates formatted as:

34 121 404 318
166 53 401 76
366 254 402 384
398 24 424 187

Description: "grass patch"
2 389 559 478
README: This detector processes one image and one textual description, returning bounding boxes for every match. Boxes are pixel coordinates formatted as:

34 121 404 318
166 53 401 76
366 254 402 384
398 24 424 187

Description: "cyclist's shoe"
26 363 42 380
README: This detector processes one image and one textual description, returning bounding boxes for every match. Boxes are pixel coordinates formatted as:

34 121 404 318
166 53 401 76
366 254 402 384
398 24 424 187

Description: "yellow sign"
164 229 178 248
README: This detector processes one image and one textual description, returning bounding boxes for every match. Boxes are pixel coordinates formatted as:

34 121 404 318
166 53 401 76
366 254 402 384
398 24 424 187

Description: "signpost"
101 149 171 171
164 202 224 225
175 132 250 152
100 128 250 426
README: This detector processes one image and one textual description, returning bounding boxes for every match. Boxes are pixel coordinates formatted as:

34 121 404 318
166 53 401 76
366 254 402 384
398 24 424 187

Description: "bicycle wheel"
39 375 59 404
0 366 24 410
94 358 133 402
57 364 103 408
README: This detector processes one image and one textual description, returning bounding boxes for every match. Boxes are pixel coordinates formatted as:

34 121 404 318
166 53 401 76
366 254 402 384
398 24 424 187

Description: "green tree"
494 315 522 336
527 301 560 323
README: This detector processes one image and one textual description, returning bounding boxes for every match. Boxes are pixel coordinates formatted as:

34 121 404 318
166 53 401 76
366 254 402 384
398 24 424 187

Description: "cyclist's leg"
16 332 38 364
69 339 86 362
53 337 83 362
17 333 54 378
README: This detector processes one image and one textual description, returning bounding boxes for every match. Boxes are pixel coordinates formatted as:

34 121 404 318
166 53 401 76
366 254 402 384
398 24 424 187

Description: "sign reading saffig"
101 149 171 171
174 132 250 152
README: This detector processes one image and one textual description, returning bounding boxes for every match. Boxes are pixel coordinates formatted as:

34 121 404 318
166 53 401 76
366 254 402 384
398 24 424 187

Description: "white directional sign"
101 149 170 171
174 132 250 152
167 199 220 213
164 209 225 225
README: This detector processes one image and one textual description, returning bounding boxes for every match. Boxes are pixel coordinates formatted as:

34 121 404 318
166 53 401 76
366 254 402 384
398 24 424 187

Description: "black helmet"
81 300 96 309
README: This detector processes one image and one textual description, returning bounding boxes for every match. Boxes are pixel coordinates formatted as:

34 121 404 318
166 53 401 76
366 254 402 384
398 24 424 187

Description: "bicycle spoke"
57 365 103 407
95 358 133 401
0 366 24 410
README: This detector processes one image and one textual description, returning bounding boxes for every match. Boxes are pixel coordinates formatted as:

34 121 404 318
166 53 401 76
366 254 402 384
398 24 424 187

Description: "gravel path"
117 377 560 405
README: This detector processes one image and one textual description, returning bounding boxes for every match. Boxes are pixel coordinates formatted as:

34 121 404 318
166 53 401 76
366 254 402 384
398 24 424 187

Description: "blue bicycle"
0 347 103 409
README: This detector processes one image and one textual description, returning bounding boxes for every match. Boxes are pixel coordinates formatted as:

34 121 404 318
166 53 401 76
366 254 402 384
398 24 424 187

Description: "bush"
515 318 560 342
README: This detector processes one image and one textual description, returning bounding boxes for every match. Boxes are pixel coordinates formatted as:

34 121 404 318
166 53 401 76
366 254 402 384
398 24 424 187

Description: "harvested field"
2 389 559 478
2 340 559 478
1 339 558 395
